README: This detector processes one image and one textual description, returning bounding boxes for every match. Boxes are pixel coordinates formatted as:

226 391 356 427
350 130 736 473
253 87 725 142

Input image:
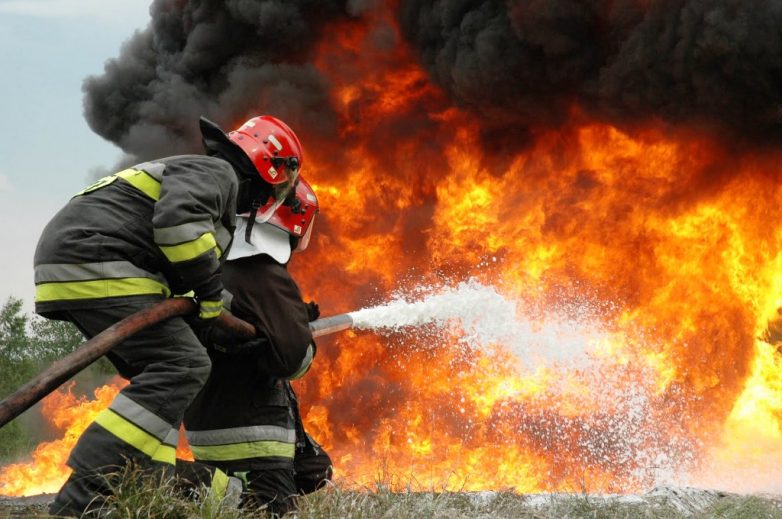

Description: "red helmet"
267 177 319 252
229 115 303 222
229 115 302 184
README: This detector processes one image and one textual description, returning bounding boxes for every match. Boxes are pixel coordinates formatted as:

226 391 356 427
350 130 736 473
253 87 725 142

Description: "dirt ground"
0 493 52 517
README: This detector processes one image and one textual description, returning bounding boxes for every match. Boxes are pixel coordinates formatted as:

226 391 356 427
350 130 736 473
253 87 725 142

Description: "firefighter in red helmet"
35 114 303 517
180 177 332 515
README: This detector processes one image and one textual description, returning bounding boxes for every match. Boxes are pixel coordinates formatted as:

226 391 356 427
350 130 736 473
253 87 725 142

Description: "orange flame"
291 4 782 493
3 2 782 497
0 378 127 496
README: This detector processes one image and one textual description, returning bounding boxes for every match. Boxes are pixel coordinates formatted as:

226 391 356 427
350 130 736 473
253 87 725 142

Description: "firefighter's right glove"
191 295 223 346
197 298 223 321
192 267 223 321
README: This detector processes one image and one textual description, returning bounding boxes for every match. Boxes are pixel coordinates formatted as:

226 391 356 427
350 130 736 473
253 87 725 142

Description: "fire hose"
0 298 354 429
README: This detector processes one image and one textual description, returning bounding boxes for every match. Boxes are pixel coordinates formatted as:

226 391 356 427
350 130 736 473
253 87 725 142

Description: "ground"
2 486 782 518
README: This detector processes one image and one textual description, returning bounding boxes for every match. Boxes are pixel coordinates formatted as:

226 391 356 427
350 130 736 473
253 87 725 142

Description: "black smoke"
83 0 356 162
399 0 782 143
84 0 782 163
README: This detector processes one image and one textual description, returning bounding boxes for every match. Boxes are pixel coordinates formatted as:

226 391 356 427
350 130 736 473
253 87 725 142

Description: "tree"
28 314 84 361
0 297 84 461
0 298 37 460
0 297 34 397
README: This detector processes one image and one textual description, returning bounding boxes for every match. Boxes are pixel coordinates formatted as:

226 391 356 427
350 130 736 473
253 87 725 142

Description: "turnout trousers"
49 298 211 517
184 374 332 515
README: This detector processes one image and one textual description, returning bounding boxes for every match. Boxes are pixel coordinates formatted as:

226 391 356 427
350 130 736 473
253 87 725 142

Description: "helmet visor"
253 158 300 223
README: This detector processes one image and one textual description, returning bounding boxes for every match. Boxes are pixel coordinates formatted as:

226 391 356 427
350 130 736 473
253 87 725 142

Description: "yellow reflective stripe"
151 444 176 465
159 232 217 263
73 169 162 200
73 175 118 197
94 410 174 465
35 277 171 302
116 169 162 201
191 441 295 462
199 300 223 319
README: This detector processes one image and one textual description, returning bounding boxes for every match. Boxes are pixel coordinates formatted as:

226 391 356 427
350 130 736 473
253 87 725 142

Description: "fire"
3 1 782 498
0 378 127 496
0 376 196 497
291 3 782 493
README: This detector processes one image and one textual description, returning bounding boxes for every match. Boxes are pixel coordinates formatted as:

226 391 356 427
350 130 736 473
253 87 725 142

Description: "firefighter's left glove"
210 325 270 356
305 301 320 322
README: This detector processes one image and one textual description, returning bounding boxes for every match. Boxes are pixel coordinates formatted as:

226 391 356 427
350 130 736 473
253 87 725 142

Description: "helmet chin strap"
245 198 261 244
241 180 273 244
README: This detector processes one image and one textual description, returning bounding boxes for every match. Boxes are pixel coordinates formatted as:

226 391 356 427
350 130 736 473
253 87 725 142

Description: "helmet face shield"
253 196 284 224
259 177 318 242
252 160 300 223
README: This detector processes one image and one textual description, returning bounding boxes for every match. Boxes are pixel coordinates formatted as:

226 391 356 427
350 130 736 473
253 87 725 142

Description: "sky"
0 0 153 311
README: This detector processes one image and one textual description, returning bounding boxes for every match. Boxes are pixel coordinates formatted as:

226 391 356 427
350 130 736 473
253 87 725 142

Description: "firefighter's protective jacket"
33 155 237 316
184 253 315 471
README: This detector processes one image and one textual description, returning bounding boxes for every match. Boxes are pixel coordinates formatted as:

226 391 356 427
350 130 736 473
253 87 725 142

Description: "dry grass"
1 471 781 518
294 484 782 519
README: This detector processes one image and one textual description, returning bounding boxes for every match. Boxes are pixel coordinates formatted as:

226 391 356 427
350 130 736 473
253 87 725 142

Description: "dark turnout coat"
42 154 238 518
34 155 237 316
184 254 315 471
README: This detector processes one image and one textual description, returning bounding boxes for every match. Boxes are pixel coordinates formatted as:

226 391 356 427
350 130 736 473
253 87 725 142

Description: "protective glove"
189 292 223 346
214 336 270 355
208 323 270 356
197 297 224 320
305 301 320 322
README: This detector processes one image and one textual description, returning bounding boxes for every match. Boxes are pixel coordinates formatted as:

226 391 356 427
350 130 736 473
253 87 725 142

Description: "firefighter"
181 177 332 515
35 115 304 517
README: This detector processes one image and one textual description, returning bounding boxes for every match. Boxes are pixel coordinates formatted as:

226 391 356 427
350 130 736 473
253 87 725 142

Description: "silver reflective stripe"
154 220 214 246
134 161 165 181
186 425 295 446
289 344 315 380
215 222 232 252
221 289 234 311
163 428 179 447
34 261 167 284
109 394 173 442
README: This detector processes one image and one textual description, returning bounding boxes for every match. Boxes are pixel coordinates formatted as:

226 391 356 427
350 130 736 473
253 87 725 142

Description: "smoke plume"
83 0 350 161
399 0 782 143
85 0 782 160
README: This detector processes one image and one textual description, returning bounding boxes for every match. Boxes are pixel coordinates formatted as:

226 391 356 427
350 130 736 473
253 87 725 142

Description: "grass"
93 465 244 519
294 486 782 519
1 471 781 518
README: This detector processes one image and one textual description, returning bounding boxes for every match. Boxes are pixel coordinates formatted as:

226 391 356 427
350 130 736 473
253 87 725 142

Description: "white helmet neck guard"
227 216 292 264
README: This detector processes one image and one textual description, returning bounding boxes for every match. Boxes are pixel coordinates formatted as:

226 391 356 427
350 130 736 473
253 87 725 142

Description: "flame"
292 4 782 493
0 379 195 497
4 2 782 497
0 378 127 496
